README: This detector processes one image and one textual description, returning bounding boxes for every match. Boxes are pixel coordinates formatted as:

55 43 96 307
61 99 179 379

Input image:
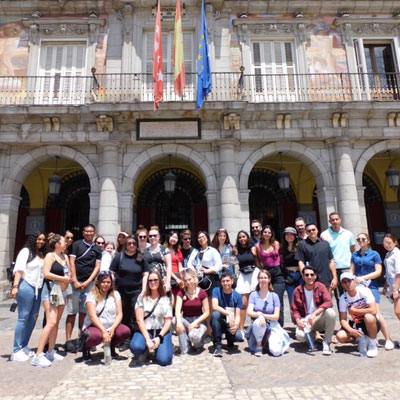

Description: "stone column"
356 186 369 234
120 192 134 233
239 189 251 233
206 190 219 237
334 140 362 235
0 194 21 299
97 144 120 241
315 186 337 232
218 141 241 239
88 192 99 228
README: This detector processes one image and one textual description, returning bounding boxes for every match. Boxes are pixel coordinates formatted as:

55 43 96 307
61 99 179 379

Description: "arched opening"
135 157 207 238
248 154 317 239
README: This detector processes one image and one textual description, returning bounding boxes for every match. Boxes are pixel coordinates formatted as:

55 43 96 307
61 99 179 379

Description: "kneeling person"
291 265 336 355
336 272 380 358
211 273 244 357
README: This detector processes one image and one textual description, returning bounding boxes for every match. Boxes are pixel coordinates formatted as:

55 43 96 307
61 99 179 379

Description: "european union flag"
196 0 212 109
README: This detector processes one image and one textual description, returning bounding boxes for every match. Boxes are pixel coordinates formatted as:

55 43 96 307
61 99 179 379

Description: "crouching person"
336 272 380 358
211 273 244 357
82 271 131 360
130 270 173 366
290 265 336 355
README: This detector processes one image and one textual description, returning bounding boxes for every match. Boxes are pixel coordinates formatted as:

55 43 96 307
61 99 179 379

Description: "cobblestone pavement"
1 295 400 400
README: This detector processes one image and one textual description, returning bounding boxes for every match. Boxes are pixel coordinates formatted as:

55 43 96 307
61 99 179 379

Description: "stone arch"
239 142 333 191
122 144 217 193
2 145 99 196
354 140 400 187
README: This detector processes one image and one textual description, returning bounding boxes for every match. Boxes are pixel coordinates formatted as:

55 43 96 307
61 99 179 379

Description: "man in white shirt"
336 272 380 358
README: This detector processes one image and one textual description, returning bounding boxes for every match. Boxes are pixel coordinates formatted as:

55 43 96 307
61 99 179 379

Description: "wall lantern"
277 152 290 190
164 154 176 196
48 156 62 196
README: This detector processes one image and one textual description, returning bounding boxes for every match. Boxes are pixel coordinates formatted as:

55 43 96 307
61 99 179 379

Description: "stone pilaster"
206 190 218 237
356 186 369 234
120 192 134 233
315 186 337 231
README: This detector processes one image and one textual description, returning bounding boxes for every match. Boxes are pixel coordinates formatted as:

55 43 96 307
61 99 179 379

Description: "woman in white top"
10 232 46 362
100 241 116 272
383 233 400 320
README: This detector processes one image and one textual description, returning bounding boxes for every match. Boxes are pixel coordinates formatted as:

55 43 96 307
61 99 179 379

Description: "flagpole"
153 0 163 111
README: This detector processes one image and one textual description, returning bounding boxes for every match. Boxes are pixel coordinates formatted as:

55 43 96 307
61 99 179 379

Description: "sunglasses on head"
98 270 113 279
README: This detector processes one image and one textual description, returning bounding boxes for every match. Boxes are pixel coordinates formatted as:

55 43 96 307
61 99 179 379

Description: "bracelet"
156 334 164 343
12 285 19 289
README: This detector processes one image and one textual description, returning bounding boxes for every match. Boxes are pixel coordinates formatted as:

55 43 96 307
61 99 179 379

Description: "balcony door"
36 42 87 105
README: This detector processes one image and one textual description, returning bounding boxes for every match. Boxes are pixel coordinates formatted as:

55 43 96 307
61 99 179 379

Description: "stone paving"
1 295 400 400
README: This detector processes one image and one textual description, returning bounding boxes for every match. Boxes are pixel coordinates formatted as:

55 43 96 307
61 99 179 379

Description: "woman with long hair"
130 270 173 366
82 270 131 360
351 232 394 350
211 228 235 277
64 230 74 255
136 228 149 253
280 227 301 306
233 230 258 333
115 231 129 254
383 233 400 321
10 232 46 362
32 234 71 367
164 231 184 301
175 270 210 354
255 225 285 326
246 270 289 357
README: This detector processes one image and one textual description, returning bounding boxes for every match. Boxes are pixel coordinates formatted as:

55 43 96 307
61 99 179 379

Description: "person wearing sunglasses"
180 229 194 270
136 228 149 253
250 220 263 246
290 265 336 355
64 231 74 255
296 223 337 293
350 233 393 350
110 234 150 339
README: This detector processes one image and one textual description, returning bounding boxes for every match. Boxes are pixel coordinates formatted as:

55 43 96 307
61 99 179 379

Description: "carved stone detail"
224 113 240 130
96 115 113 132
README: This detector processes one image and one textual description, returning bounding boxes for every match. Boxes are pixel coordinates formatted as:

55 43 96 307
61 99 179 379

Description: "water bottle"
104 342 112 366
357 328 367 357
303 320 317 352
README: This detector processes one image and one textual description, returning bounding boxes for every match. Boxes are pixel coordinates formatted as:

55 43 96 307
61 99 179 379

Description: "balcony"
0 72 398 106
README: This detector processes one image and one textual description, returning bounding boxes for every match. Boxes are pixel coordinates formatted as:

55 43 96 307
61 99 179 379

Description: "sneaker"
65 340 76 353
322 341 332 356
367 338 378 358
31 353 52 368
385 340 395 351
10 349 29 362
45 350 64 362
22 347 35 357
213 347 223 357
254 346 263 357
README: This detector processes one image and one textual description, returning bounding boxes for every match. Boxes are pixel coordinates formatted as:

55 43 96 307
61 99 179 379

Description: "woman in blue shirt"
350 232 394 350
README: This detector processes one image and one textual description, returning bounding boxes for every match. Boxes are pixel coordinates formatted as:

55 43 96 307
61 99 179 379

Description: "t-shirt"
339 285 376 322
84 291 121 330
177 288 207 317
70 240 102 282
144 245 170 277
212 287 243 309
321 227 355 270
110 251 150 295
14 248 44 290
384 246 400 293
304 288 316 315
135 295 172 330
249 291 280 315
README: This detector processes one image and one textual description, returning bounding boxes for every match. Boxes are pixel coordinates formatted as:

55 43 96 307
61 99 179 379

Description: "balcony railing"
0 72 399 106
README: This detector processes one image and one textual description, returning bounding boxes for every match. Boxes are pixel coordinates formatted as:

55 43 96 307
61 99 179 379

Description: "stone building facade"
1 0 400 297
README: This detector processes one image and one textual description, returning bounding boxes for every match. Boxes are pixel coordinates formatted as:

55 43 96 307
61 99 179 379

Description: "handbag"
240 265 255 275
7 262 15 283
197 274 212 291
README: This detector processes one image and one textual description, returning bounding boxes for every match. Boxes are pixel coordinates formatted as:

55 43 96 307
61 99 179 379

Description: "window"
36 42 87 105
143 31 194 100
252 41 297 102
354 39 399 100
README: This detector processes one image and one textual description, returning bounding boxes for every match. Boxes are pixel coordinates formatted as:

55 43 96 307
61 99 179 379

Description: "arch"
354 140 400 187
122 144 217 193
239 142 333 191
2 145 99 196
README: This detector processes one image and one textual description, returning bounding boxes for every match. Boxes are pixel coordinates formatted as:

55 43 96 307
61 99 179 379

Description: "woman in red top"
165 231 184 304
175 270 210 354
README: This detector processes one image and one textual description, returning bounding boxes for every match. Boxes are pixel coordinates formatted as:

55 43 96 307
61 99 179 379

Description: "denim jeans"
211 311 243 347
130 330 173 366
247 317 268 353
285 271 303 306
13 279 42 353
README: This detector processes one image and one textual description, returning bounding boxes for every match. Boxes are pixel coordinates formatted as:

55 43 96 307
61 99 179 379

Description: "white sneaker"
322 341 332 356
31 353 52 368
254 346 263 357
366 338 378 358
22 347 35 357
45 350 64 362
10 349 29 362
385 340 395 351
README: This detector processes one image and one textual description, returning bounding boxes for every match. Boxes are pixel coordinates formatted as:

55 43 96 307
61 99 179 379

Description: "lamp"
48 156 62 196
163 154 176 196
277 152 290 190
385 150 400 190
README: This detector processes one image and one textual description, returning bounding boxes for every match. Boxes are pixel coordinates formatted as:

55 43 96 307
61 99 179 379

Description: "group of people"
9 212 400 367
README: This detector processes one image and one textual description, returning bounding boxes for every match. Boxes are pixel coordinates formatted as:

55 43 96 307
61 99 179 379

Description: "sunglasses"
138 236 147 239
98 271 113 278
149 234 157 238
183 237 191 241
357 238 367 242
306 229 316 233
127 241 137 246
303 273 315 277
65 236 73 240
96 241 105 245
148 279 159 283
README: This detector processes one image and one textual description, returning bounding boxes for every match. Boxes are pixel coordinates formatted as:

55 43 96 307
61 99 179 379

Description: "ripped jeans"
13 279 42 353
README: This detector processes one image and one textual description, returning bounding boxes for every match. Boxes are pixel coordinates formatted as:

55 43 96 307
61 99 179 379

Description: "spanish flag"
173 0 185 97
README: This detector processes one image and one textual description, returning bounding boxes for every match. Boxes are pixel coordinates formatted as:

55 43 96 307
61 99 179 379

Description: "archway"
135 158 207 238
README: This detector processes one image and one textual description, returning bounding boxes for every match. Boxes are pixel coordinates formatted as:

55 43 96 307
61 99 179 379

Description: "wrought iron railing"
0 72 398 106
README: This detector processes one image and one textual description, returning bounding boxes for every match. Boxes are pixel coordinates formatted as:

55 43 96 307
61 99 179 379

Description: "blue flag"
196 0 212 109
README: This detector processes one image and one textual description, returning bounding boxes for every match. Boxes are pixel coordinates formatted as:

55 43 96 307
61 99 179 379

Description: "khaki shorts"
66 282 94 315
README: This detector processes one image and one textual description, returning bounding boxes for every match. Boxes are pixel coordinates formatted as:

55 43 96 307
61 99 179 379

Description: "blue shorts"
41 282 68 302
369 287 380 304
